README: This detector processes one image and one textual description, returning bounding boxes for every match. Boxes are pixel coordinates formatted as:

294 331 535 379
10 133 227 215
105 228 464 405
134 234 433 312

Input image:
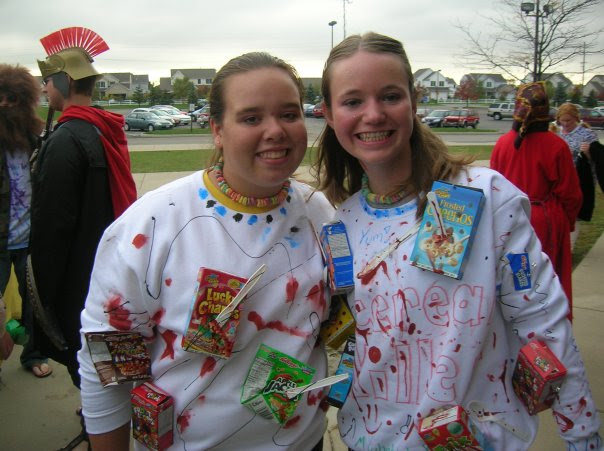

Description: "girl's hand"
580 141 591 160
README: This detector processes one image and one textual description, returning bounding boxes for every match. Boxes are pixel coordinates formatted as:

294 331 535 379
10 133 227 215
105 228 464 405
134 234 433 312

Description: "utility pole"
343 0 352 39
581 42 586 87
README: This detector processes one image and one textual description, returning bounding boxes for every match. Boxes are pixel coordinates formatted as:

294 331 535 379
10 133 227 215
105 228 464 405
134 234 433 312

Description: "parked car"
442 109 480 128
579 108 604 129
593 106 604 114
421 110 451 128
196 105 211 128
304 104 315 117
152 106 191 126
416 108 431 119
312 104 324 118
487 102 514 120
124 112 173 131
132 107 176 126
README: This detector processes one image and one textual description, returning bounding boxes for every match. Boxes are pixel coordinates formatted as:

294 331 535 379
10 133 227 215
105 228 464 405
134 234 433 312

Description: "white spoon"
467 400 531 442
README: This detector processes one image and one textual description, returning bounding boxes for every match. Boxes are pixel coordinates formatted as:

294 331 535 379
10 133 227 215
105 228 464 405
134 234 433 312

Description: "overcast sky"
2 0 603 85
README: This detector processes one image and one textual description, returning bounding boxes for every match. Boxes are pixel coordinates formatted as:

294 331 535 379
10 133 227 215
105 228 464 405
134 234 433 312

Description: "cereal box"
410 181 485 279
131 382 174 451
85 331 151 387
182 267 247 359
419 405 492 451
319 294 355 349
512 340 567 415
326 336 355 408
241 344 315 424
320 221 354 294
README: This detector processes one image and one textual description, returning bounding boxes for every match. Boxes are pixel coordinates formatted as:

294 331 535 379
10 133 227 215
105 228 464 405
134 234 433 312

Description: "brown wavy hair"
313 32 474 216
0 64 44 151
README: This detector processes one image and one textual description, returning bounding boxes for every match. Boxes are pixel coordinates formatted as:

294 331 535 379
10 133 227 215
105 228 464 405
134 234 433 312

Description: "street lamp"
329 21 337 49
521 1 553 82
436 69 441 102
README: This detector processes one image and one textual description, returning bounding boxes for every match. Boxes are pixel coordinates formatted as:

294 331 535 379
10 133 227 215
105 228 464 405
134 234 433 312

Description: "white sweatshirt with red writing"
78 171 334 450
336 166 601 450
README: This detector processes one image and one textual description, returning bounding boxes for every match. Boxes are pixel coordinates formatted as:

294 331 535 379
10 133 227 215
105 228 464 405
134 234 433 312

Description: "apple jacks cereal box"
512 340 567 415
182 267 247 359
410 181 484 279
241 344 315 425
131 382 174 451
85 331 151 387
419 405 492 451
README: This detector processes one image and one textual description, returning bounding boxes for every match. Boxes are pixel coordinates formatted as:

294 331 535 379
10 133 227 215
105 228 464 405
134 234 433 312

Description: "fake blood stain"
247 311 308 338
160 329 177 360
132 233 148 249
360 261 388 286
104 295 132 330
177 410 192 433
286 276 299 303
368 346 382 363
306 280 326 313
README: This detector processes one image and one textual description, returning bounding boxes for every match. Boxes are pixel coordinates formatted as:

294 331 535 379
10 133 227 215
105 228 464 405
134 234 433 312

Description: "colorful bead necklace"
361 173 408 206
212 162 290 208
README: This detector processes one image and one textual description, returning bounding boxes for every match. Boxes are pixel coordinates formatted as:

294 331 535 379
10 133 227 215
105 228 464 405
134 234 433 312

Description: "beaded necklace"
212 162 290 208
361 173 408 206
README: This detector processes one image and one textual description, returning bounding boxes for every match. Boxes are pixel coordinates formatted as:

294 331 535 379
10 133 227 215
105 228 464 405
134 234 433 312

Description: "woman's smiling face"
324 50 416 190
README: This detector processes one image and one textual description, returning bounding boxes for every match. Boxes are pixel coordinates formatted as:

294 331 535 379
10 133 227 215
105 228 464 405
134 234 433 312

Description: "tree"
455 78 480 106
570 85 583 104
456 0 603 82
132 87 145 106
553 82 568 106
305 84 318 104
585 90 597 107
173 77 195 102
414 82 429 103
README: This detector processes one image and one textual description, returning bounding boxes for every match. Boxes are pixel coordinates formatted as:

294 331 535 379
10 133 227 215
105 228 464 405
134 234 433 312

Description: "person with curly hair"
0 63 51 378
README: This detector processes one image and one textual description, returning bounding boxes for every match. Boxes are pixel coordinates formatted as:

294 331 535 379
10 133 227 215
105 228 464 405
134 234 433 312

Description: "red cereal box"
512 340 567 415
182 267 248 358
419 405 491 450
131 382 174 451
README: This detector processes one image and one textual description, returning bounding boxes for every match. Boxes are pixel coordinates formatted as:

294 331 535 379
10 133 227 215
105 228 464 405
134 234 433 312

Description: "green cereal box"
241 344 315 425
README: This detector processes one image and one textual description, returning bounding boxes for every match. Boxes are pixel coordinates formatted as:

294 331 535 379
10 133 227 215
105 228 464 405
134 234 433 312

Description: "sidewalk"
0 169 602 450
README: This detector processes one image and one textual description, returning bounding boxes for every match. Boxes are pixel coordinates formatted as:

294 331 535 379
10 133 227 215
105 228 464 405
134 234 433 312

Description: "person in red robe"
490 82 582 320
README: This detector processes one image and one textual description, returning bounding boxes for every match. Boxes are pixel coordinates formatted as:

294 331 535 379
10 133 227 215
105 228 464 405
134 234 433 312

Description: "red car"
312 104 324 118
442 109 480 128
580 108 604 129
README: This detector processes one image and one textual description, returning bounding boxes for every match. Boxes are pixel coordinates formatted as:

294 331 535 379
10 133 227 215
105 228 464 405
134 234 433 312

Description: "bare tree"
456 0 603 82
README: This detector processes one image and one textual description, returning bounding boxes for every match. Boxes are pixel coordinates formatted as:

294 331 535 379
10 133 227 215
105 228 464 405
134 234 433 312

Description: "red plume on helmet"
39 26 109 59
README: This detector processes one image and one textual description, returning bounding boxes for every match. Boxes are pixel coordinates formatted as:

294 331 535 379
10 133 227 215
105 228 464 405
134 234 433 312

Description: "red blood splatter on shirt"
132 234 148 249
357 327 370 344
408 323 416 335
355 304 361 312
493 332 497 348
487 374 495 382
307 390 324 406
165 278 172 286
319 399 330 412
306 280 326 313
152 308 165 325
247 311 309 338
368 346 381 363
104 295 132 330
284 415 301 429
198 395 206 402
528 331 535 339
200 357 217 377
453 344 461 352
177 410 192 432
553 410 575 432
390 365 397 373
286 275 299 303
377 377 384 391
399 351 407 361
160 330 177 360
360 260 388 286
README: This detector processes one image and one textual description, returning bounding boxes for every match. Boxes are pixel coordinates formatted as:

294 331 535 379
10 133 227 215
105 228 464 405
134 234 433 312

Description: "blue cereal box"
410 181 484 279
320 221 354 294
327 336 355 408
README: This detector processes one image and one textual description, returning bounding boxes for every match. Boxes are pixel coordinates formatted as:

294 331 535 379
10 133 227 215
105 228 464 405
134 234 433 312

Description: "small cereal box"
241 344 315 425
326 335 355 408
319 294 355 349
512 340 567 415
85 331 151 387
182 267 248 359
320 221 354 294
410 181 484 279
419 405 492 451
131 382 174 451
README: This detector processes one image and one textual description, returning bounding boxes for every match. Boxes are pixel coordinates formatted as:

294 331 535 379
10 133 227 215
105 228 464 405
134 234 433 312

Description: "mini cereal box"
320 221 354 294
512 340 567 415
182 267 247 359
419 405 492 451
319 294 355 349
410 181 484 279
85 331 151 387
131 382 174 451
241 344 315 425
326 335 355 408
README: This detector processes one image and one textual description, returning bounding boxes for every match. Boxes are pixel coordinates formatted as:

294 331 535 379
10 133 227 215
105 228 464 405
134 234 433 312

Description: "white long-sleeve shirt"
78 171 335 450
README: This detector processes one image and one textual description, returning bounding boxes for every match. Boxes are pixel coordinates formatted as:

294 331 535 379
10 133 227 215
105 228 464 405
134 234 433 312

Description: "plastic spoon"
467 400 531 442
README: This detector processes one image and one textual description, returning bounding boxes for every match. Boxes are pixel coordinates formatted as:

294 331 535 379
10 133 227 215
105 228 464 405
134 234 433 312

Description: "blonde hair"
556 103 580 122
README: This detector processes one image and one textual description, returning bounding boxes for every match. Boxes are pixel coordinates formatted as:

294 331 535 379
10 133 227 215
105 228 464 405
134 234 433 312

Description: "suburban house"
414 68 456 101
460 73 508 99
522 72 574 91
95 73 150 99
170 68 216 87
583 75 604 100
